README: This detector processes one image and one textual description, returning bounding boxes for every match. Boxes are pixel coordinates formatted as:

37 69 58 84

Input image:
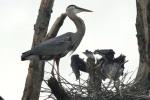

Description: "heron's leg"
114 80 122 97
107 79 112 89
56 58 60 83
51 60 55 77
78 78 82 92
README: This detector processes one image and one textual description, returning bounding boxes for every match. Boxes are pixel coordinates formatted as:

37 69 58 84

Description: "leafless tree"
135 0 150 89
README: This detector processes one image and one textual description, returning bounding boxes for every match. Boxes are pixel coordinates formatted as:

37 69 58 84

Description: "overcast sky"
0 0 137 100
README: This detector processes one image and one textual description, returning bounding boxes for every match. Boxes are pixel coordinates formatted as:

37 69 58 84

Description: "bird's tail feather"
21 50 31 61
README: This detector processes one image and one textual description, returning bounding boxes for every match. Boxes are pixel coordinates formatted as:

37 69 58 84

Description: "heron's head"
83 50 94 58
66 5 92 14
83 50 92 55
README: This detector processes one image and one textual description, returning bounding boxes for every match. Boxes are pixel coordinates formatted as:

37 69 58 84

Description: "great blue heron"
21 5 92 81
83 50 95 68
94 49 126 80
83 50 95 60
70 50 95 80
94 49 127 95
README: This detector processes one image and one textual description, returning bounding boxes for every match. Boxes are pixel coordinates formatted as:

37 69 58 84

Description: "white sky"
0 0 138 100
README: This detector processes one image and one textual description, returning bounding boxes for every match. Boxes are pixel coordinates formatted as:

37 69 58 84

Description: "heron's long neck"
68 13 86 35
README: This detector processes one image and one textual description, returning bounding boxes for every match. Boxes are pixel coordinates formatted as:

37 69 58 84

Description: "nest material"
41 73 150 100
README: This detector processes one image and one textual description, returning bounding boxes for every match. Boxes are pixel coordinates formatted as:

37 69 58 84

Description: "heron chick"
94 49 115 62
21 5 92 82
83 50 95 60
71 54 87 80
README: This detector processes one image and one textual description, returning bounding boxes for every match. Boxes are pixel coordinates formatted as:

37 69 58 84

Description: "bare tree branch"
45 13 67 40
22 0 54 100
48 77 71 100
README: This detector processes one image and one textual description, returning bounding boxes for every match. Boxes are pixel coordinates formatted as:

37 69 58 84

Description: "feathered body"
94 49 126 81
21 5 92 61
21 32 74 61
71 54 87 79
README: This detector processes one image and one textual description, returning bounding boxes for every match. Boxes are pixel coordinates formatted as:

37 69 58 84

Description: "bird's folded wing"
30 35 73 56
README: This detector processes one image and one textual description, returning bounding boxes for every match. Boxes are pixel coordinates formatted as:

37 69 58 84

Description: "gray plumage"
21 33 73 61
94 49 126 81
71 54 87 80
94 49 115 62
21 5 92 61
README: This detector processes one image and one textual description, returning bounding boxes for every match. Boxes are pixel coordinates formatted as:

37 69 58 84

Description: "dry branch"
48 77 71 100
22 0 54 100
45 13 67 40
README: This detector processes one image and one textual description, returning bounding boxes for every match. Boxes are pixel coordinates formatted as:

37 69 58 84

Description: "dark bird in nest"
94 49 127 81
71 54 87 80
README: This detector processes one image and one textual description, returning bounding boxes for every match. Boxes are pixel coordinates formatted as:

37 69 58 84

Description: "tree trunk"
135 0 150 89
48 77 71 100
21 0 54 100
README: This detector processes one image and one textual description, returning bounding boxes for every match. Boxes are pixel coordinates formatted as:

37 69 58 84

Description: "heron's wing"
30 32 73 56
71 57 80 79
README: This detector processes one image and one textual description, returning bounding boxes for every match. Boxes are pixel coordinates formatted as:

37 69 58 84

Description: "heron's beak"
82 52 86 55
77 7 93 12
